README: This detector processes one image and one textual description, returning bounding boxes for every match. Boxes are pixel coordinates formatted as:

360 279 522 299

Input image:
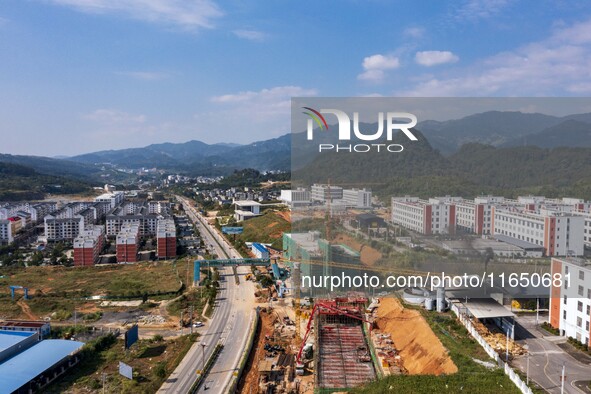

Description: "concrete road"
512 314 591 394
158 197 255 394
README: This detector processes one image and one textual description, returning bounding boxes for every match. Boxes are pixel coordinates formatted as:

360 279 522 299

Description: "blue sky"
1 0 591 156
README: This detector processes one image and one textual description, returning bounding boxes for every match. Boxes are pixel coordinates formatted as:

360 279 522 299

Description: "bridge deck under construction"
316 323 376 389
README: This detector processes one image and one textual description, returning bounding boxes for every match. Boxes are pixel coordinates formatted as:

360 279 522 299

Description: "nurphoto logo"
303 106 418 153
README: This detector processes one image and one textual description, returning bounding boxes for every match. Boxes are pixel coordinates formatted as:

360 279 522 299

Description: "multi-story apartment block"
342 188 372 209
106 201 171 237
310 184 343 202
391 196 459 235
116 223 140 263
156 218 176 259
44 215 84 241
0 220 13 245
456 196 505 235
94 191 125 208
492 207 584 256
549 258 591 348
73 225 105 266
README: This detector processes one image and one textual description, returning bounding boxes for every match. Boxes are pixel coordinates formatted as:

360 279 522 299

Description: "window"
578 301 583 312
564 310 567 320
580 270 585 281
579 286 585 297
564 295 568 304
587 305 591 316
577 317 582 328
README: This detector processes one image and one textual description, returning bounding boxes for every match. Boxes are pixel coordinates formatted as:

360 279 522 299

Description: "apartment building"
391 196 459 235
94 191 125 208
0 202 57 223
44 215 84 241
492 207 584 256
73 225 105 266
310 184 343 202
156 218 176 259
549 257 591 348
116 223 140 263
342 188 372 209
106 201 171 237
456 196 505 235
0 220 13 245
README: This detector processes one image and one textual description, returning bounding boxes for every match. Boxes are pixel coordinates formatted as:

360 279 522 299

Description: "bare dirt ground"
238 308 276 393
332 233 382 266
374 297 458 375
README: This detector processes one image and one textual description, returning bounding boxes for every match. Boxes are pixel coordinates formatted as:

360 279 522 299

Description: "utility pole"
190 305 194 334
561 363 565 394
526 353 530 385
536 298 539 326
201 342 207 375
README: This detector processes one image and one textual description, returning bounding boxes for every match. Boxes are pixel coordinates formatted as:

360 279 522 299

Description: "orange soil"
275 210 291 222
332 233 382 266
238 310 276 393
375 298 457 376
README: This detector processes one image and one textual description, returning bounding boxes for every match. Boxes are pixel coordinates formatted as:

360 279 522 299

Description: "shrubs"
541 322 560 336
153 362 167 378
567 337 591 354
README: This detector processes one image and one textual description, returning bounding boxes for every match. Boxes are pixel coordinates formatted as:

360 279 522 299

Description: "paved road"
158 197 255 394
512 314 591 394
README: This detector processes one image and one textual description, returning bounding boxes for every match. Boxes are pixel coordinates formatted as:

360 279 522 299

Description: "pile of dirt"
375 298 458 375
472 319 526 357
332 233 382 266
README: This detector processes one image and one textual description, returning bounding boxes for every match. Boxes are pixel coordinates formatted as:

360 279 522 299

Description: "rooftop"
0 330 34 353
1 339 84 393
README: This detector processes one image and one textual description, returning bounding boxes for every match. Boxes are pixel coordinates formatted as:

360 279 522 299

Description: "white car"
193 321 204 328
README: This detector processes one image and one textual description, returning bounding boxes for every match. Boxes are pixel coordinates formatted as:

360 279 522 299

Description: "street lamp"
200 342 207 376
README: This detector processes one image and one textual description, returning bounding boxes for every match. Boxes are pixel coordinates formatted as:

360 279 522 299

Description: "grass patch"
0 261 190 319
44 331 198 394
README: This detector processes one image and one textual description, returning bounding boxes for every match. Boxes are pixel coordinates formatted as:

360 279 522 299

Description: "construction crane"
295 301 372 370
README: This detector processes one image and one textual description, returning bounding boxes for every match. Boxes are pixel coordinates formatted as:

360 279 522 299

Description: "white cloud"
211 86 316 104
198 86 317 141
45 0 223 31
116 71 171 80
403 18 591 96
403 26 425 39
357 54 400 82
362 54 400 70
415 51 459 66
84 109 146 125
453 0 510 22
232 29 266 41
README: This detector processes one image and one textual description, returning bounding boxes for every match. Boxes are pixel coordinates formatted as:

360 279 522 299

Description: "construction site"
238 289 464 394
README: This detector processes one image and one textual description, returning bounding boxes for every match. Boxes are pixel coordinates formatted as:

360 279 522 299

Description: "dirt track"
375 298 457 375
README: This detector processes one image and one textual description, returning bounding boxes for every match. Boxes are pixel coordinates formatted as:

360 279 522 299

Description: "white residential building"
456 196 505 235
492 207 584 256
391 196 459 235
94 191 125 208
549 258 591 347
280 188 310 208
342 188 372 209
0 220 13 244
310 184 343 202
